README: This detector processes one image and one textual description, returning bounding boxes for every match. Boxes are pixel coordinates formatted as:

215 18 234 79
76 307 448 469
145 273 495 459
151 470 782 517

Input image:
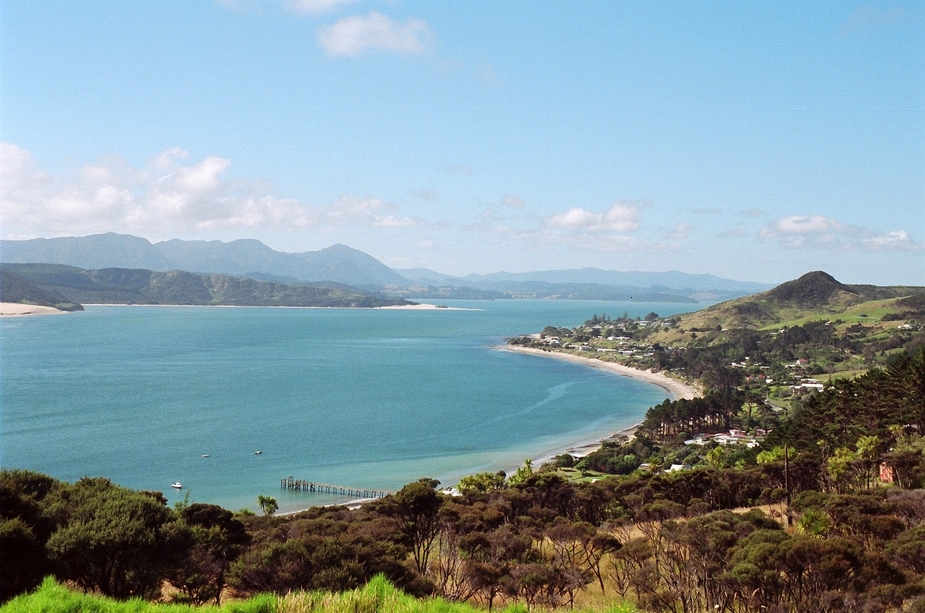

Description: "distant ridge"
1 263 411 308
0 233 408 287
3 233 773 302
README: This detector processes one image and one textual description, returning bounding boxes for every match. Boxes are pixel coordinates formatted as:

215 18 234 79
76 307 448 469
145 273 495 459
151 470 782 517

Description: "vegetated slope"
0 268 83 311
2 264 412 308
651 271 925 340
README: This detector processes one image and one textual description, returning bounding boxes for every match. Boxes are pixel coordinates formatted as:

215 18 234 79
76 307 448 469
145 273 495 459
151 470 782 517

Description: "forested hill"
1 263 413 308
0 268 83 311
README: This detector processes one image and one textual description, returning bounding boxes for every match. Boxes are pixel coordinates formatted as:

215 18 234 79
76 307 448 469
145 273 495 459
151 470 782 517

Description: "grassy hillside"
647 271 925 345
1 264 413 308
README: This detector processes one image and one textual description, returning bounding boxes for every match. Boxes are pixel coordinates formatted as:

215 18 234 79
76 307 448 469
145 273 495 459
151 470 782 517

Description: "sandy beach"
0 302 66 317
502 344 700 401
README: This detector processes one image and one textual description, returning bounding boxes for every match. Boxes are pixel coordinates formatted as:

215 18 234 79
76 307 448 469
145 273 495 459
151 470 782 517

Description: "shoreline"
496 344 701 472
500 344 700 401
0 302 67 317
80 302 473 311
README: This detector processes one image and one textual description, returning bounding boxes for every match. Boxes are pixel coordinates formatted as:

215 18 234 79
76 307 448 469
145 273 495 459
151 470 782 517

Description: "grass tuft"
3 576 637 613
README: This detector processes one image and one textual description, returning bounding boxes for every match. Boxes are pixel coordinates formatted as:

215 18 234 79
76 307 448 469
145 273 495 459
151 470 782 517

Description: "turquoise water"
0 300 692 513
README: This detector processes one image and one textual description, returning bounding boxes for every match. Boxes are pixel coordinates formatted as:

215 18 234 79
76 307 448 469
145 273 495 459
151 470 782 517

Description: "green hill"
1 264 412 308
648 271 925 343
0 268 83 311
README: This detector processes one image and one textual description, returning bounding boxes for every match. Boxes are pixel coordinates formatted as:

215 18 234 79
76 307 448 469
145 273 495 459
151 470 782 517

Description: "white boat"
171 482 183 489
201 454 210 458
254 450 262 455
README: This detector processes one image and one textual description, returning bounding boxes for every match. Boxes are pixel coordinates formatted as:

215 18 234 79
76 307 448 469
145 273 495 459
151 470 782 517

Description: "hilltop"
645 270 925 344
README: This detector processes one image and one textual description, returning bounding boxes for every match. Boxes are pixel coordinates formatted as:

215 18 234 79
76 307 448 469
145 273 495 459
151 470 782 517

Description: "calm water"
0 300 693 513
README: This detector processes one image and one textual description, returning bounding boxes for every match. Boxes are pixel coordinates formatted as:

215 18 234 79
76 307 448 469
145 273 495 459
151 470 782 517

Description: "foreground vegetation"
4 271 925 612
4 575 638 613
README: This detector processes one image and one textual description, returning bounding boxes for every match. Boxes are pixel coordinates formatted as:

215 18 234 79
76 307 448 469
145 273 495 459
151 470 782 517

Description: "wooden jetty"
280 476 390 499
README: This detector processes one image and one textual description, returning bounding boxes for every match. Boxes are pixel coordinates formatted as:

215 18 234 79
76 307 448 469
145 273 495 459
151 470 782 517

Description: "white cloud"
861 230 916 251
759 214 920 251
718 224 749 238
667 222 693 240
317 11 432 57
502 194 526 209
0 143 417 236
545 201 642 233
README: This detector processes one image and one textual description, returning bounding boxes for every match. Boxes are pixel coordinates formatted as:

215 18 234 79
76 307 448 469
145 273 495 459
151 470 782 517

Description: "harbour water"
0 300 694 513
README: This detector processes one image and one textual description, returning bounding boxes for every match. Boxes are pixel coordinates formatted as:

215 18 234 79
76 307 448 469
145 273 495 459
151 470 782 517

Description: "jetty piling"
281 476 390 499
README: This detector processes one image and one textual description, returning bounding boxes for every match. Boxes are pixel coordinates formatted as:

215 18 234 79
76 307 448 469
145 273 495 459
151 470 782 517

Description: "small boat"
171 482 183 489
201 454 210 458
254 450 262 455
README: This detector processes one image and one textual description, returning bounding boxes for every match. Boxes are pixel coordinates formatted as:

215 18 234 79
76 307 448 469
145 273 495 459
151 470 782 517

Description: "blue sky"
1 1 923 284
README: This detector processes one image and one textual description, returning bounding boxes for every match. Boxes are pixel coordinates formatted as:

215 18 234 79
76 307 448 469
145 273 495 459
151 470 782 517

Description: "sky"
1 1 923 285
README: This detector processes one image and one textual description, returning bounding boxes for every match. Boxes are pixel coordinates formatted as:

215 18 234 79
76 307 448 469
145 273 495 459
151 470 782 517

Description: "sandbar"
0 302 66 317
375 303 472 310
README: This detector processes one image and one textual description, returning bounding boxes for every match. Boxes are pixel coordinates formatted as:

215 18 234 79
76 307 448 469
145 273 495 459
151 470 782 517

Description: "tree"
506 459 534 486
167 503 250 605
0 518 51 602
0 469 59 602
43 477 188 599
457 472 506 494
256 495 278 516
389 479 443 576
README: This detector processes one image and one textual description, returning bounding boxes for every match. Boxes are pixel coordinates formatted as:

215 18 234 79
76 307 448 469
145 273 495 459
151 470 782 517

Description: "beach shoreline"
0 302 66 317
496 344 701 471
500 344 700 401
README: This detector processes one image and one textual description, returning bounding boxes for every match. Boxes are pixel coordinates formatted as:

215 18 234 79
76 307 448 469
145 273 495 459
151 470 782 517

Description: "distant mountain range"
0 264 410 309
1 233 774 303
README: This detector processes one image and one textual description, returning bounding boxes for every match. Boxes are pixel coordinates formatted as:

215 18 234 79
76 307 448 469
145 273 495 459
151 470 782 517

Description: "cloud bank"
545 201 643 233
0 143 417 237
759 214 919 252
